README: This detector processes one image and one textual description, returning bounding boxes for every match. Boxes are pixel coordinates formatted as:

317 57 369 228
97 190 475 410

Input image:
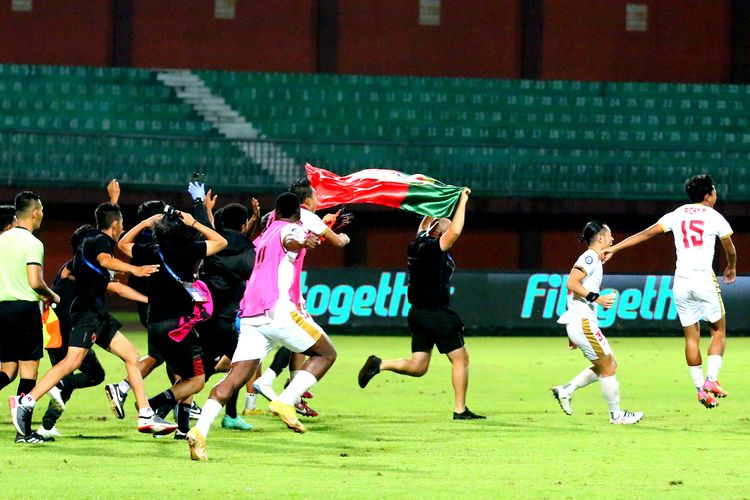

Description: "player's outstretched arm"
97 252 159 277
440 188 471 251
601 222 662 262
720 235 737 284
107 281 148 303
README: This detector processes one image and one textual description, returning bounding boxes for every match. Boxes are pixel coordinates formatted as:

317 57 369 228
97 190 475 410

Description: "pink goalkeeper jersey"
239 219 307 317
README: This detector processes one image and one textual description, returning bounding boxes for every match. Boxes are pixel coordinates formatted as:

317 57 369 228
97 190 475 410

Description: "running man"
551 221 643 424
357 188 484 420
9 203 177 439
188 192 336 461
251 177 350 417
602 174 737 408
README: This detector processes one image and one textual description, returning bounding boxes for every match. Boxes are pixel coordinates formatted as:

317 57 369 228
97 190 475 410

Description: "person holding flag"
358 188 485 420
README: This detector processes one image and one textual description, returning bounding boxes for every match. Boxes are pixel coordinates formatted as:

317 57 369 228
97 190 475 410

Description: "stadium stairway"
156 69 297 185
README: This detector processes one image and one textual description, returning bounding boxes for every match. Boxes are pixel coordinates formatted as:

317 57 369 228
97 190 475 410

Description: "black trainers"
104 384 126 419
9 396 33 436
358 355 381 388
15 431 51 443
453 407 486 420
173 430 188 440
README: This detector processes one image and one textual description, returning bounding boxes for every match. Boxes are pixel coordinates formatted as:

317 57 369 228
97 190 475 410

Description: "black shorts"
148 319 205 380
197 316 238 362
0 301 43 362
68 311 122 350
408 306 465 355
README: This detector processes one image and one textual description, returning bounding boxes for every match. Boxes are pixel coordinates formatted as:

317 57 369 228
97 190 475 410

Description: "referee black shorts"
0 300 43 362
408 306 465 355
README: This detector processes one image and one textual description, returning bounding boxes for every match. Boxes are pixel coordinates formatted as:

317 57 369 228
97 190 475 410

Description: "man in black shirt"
10 203 177 439
194 199 259 430
117 206 227 437
38 224 149 438
357 188 485 420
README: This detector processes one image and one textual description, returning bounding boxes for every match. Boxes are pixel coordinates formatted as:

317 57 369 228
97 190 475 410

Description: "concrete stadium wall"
336 0 522 78
0 0 112 66
130 0 317 72
541 0 732 82
0 0 735 82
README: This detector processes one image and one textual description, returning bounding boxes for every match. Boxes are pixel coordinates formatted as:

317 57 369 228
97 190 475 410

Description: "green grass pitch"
1 333 749 498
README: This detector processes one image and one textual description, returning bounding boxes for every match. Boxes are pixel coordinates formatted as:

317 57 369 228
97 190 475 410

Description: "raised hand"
205 189 217 213
107 178 121 205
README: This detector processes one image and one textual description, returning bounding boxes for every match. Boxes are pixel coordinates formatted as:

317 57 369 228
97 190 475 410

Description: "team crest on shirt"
584 256 594 265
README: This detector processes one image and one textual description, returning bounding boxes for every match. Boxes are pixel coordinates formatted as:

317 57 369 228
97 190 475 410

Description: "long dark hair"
153 217 200 251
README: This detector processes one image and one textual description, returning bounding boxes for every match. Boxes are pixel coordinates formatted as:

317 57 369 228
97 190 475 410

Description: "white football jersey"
566 249 602 316
658 204 732 278
300 208 329 237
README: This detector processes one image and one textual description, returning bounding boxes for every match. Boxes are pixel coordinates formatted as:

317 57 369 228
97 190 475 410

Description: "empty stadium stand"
0 63 748 200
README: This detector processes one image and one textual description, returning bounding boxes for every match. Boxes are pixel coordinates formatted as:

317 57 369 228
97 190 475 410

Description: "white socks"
706 355 723 382
118 380 131 394
599 375 620 415
256 368 277 386
245 393 256 410
20 394 36 408
196 399 223 438
138 406 154 418
566 367 598 393
279 371 317 406
688 365 704 390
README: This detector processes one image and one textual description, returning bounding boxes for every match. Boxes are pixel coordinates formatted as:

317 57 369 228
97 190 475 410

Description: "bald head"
427 218 451 238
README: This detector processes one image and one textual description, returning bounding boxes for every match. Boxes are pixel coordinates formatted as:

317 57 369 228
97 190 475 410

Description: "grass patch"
1 334 749 498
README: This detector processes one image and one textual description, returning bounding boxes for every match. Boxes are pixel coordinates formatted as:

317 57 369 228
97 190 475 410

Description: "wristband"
192 221 198 228
585 292 600 303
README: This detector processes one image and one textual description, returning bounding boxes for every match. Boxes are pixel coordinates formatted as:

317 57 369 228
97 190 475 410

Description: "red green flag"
305 163 464 218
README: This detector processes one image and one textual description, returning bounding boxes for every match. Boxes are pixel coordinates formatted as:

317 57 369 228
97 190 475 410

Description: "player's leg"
445 347 484 420
106 341 164 412
359 307 434 388
0 360 18 391
263 313 331 433
28 347 86 402
188 321 269 459
703 316 727 397
242 364 263 415
11 349 83 438
551 320 600 415
107 330 175 434
253 346 292 401
701 278 728 398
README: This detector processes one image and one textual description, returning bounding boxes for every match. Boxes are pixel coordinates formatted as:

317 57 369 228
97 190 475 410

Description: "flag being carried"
305 163 465 218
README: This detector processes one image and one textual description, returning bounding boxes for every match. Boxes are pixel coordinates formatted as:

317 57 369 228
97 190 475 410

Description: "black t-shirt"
406 234 455 309
127 229 159 295
70 233 115 316
133 240 207 323
50 261 75 347
199 229 254 320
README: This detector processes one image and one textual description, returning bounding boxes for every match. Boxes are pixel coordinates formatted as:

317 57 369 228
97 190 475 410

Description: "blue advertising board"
301 270 748 334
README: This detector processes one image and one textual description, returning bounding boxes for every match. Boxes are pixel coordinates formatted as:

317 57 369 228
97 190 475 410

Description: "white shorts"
672 274 725 327
232 305 324 363
563 315 612 361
